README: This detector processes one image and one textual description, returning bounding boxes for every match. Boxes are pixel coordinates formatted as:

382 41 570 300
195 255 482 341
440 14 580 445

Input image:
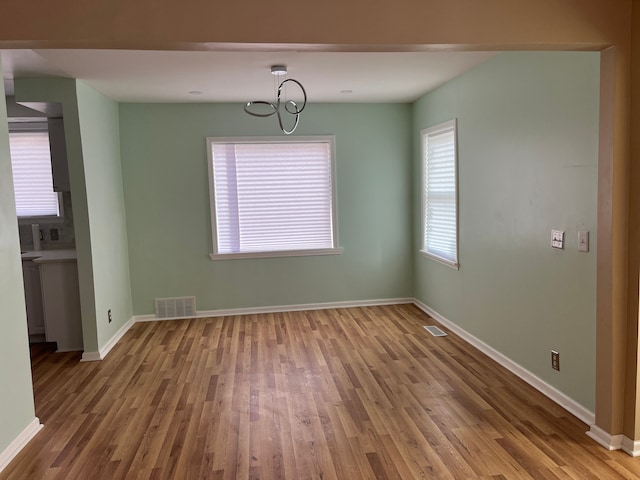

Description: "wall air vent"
154 296 197 319
423 325 448 337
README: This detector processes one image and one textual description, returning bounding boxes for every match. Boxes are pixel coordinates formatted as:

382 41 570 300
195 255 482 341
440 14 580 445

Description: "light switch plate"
551 230 564 249
578 231 589 252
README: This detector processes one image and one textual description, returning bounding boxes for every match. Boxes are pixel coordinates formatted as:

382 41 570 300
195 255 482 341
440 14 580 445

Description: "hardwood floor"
3 304 640 479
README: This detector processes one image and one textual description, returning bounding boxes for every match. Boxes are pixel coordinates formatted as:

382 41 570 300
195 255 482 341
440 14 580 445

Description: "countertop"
22 249 77 263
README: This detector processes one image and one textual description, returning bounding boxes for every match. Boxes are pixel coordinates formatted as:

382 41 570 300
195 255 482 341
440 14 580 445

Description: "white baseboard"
99 316 136 359
134 298 414 322
412 299 595 426
587 424 624 450
80 316 136 362
80 351 102 362
0 418 42 474
586 425 640 456
622 436 640 456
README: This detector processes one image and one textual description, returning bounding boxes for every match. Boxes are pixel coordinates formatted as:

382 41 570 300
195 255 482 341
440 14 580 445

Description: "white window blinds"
422 120 458 267
9 126 60 219
208 137 338 257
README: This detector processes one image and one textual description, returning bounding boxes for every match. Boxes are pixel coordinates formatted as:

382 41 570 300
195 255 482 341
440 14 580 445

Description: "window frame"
9 121 65 225
206 135 342 260
420 119 460 269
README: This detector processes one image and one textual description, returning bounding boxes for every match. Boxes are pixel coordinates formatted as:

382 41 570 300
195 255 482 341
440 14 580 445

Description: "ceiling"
0 49 496 104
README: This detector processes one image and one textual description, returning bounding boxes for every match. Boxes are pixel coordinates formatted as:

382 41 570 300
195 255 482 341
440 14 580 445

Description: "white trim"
0 417 43 474
80 316 136 362
207 135 336 145
210 247 344 261
586 425 624 451
134 298 414 322
586 426 640 456
412 299 595 425
99 316 136 359
419 250 460 270
622 436 640 457
80 351 102 362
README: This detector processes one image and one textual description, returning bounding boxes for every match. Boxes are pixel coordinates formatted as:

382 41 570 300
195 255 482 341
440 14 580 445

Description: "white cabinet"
22 260 45 337
38 259 83 352
48 117 70 192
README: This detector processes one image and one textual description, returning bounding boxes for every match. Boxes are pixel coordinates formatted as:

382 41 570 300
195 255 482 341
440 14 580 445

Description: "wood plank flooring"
3 304 640 479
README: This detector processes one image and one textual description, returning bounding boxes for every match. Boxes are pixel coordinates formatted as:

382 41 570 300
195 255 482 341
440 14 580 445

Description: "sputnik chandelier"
244 65 307 135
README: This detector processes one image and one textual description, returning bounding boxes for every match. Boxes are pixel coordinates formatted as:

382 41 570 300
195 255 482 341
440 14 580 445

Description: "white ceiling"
0 49 496 103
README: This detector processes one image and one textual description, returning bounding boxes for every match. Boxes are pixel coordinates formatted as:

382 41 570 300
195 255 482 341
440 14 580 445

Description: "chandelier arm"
278 79 307 114
276 108 300 135
284 100 301 115
244 101 278 118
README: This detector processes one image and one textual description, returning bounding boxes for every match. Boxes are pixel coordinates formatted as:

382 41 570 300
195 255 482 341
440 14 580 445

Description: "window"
9 122 62 223
207 136 341 259
421 119 459 268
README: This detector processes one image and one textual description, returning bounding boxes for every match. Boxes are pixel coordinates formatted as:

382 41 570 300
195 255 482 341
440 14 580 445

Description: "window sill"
210 247 344 261
420 250 459 270
18 215 65 225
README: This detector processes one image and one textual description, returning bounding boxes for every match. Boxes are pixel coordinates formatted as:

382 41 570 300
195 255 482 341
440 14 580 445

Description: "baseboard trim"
99 316 136 359
0 418 43 474
622 436 640 457
412 299 595 426
80 316 136 362
80 351 101 362
134 298 414 322
586 424 624 451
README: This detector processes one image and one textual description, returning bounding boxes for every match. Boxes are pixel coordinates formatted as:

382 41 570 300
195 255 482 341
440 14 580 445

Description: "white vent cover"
155 296 197 319
424 325 447 337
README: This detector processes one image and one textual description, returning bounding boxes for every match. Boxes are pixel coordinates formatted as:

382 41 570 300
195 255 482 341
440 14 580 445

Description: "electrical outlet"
108 309 112 323
50 228 59 241
551 350 560 371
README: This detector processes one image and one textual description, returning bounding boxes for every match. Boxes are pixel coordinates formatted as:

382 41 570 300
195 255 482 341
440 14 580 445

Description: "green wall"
119 103 413 313
76 83 133 346
412 52 600 410
0 64 37 458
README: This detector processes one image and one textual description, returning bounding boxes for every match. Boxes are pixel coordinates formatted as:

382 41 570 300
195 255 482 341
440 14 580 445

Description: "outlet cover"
551 350 560 371
551 230 564 249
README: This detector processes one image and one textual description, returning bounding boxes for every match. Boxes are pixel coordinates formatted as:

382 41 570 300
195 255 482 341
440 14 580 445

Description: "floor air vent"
155 296 197 319
423 325 447 337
